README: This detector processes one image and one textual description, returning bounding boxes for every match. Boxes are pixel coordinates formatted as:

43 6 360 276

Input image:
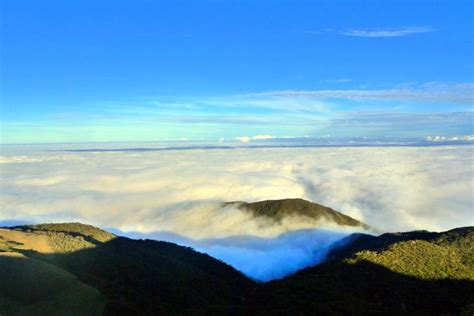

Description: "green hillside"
247 226 474 315
328 227 474 280
225 198 370 228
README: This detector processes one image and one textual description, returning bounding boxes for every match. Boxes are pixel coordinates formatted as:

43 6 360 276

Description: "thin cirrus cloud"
1 82 472 144
331 111 474 127
426 135 474 142
1 82 472 143
325 78 353 83
256 83 474 106
340 26 435 37
321 112 473 139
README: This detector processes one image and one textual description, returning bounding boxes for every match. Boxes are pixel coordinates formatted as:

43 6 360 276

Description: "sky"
1 0 473 143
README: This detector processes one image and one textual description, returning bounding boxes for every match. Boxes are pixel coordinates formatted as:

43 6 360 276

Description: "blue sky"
1 0 473 143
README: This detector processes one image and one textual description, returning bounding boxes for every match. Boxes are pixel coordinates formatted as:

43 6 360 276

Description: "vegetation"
328 227 474 280
225 198 370 228
0 220 473 315
1 223 253 315
7 223 116 253
36 237 254 315
348 239 474 280
13 222 116 242
246 260 474 315
247 226 474 315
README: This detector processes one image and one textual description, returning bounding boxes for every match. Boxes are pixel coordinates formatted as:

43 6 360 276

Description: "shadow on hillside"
105 227 361 282
246 259 474 315
106 226 354 249
17 237 254 315
13 224 105 246
0 254 105 316
5 228 474 315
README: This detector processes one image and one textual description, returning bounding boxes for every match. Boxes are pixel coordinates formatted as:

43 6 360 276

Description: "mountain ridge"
1 202 473 315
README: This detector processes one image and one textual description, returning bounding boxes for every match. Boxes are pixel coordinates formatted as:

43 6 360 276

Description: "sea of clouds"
0 144 473 280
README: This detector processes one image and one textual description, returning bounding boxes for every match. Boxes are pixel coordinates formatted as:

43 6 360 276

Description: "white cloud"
235 136 251 143
426 135 474 142
16 176 67 186
191 228 352 281
341 26 434 37
1 145 473 279
252 135 275 140
1 145 472 232
236 135 276 142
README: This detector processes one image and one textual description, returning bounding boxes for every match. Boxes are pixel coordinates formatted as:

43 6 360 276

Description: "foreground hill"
1 220 473 315
225 198 370 229
0 223 112 315
0 223 252 315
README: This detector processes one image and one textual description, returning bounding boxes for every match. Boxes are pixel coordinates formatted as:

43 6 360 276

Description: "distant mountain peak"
224 198 370 229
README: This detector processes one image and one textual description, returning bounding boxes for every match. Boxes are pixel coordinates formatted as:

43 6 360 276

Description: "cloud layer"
1 144 473 279
1 144 472 232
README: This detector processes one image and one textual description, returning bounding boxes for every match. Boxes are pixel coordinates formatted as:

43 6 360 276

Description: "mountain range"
0 199 473 315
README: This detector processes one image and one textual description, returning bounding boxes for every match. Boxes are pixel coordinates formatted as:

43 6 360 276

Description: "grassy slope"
0 225 109 315
0 252 105 316
12 223 116 253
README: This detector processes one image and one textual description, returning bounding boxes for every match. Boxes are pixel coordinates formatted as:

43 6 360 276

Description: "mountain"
225 198 370 229
246 226 474 315
1 220 473 315
0 223 253 315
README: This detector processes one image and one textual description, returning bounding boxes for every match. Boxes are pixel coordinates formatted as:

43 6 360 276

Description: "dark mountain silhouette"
225 198 370 229
1 217 473 315
246 260 474 315
1 223 252 315
247 225 474 315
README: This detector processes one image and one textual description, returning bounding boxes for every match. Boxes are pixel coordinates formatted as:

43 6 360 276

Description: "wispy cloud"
3 82 472 144
256 83 474 105
325 78 353 83
341 26 435 37
325 111 474 136
426 135 474 142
